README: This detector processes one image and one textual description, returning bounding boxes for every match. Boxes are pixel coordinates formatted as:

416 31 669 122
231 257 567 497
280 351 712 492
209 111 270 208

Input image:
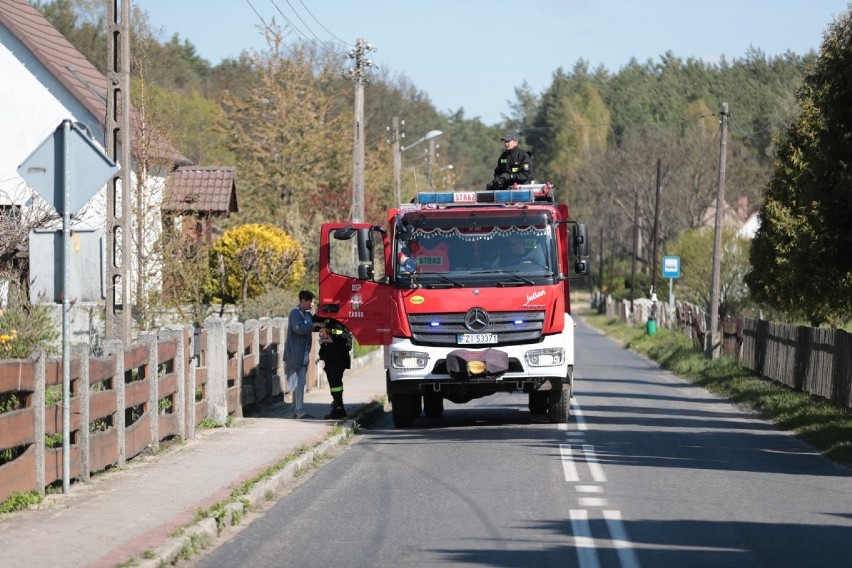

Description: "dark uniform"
318 319 352 420
488 145 533 190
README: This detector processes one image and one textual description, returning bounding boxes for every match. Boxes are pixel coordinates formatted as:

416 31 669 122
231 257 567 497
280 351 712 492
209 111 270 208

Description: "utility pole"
428 138 437 189
346 38 375 223
651 158 662 297
706 102 729 359
389 117 402 205
105 0 132 342
630 188 639 315
598 225 604 293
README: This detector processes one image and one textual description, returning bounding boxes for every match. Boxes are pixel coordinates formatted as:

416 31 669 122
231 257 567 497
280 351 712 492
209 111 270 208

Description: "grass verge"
581 310 852 468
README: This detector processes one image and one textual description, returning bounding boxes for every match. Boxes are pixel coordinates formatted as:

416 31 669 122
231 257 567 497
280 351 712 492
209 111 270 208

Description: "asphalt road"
191 319 852 568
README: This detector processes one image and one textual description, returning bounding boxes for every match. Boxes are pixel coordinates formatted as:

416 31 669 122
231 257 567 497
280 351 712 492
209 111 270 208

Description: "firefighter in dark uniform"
486 133 533 190
317 319 352 420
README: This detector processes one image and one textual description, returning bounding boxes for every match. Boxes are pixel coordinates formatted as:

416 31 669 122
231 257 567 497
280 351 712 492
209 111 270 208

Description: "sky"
141 0 850 126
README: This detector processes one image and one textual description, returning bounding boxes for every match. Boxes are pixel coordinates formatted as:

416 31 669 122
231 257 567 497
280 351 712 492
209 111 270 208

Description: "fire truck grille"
408 311 546 346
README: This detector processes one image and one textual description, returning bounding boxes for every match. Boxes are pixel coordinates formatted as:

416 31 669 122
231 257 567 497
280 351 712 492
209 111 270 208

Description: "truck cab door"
317 222 393 345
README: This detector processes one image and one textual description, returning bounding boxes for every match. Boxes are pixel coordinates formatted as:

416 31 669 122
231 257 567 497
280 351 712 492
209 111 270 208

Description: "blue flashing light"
493 189 532 203
513 319 524 325
430 321 441 327
416 192 455 204
415 188 538 205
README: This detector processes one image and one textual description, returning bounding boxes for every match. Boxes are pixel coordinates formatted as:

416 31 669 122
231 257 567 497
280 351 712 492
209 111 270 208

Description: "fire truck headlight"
392 351 429 370
525 348 564 367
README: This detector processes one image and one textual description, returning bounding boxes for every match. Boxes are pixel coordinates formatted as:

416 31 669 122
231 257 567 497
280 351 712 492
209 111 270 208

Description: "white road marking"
561 398 640 566
604 510 641 568
570 509 601 568
572 400 588 430
560 444 579 482
582 444 607 482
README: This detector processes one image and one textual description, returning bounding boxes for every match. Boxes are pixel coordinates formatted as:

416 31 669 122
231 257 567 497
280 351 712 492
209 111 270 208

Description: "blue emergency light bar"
414 184 552 205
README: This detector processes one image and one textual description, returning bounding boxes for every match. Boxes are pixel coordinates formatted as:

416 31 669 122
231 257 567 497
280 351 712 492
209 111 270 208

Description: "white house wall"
1 27 168 330
0 29 104 206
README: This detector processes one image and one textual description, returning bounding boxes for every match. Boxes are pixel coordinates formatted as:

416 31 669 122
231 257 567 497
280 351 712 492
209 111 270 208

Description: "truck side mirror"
357 227 374 280
334 225 356 240
572 223 589 258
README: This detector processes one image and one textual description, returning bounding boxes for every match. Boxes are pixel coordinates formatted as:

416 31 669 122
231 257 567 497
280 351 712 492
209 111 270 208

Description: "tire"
424 393 444 418
528 391 548 414
547 388 571 424
391 393 417 428
411 394 423 417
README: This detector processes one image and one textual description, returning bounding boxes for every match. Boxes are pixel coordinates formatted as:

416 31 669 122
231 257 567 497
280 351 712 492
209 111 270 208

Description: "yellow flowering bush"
0 324 18 354
207 223 305 306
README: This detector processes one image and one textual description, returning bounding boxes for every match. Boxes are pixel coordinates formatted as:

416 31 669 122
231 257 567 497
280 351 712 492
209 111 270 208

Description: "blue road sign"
18 120 118 214
663 256 681 279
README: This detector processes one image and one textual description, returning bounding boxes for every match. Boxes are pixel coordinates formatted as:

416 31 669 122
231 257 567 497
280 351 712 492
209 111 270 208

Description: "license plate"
457 333 497 344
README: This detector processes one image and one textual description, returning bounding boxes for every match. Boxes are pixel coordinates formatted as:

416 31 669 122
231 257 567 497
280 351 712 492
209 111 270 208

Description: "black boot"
325 404 347 420
325 392 346 420
329 406 347 419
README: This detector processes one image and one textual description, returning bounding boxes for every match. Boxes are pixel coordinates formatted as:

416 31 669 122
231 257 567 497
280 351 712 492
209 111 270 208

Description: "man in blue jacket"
283 290 317 419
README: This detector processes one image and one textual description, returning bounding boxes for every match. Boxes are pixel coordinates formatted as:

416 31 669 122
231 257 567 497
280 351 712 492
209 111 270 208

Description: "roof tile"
163 166 239 214
0 0 188 165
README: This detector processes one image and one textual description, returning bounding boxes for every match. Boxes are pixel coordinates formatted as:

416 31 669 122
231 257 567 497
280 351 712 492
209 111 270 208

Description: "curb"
133 401 385 567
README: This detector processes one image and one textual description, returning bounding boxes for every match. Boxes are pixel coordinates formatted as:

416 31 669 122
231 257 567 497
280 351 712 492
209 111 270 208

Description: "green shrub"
0 277 59 358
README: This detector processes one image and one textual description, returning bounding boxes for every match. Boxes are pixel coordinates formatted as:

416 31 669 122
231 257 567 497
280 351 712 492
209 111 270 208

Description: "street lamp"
394 129 443 204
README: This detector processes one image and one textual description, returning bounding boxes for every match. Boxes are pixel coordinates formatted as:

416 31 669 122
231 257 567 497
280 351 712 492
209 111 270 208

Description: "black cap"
501 133 519 142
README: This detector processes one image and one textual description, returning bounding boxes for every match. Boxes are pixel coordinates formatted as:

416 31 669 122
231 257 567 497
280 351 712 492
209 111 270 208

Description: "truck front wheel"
391 393 418 428
424 393 444 417
547 388 571 423
528 391 548 414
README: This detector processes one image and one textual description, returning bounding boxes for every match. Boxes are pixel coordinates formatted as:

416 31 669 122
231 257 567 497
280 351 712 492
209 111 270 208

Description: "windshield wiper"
423 274 464 288
472 269 535 286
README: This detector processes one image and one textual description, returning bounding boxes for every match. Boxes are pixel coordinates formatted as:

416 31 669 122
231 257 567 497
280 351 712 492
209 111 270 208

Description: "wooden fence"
0 316 309 504
606 298 852 411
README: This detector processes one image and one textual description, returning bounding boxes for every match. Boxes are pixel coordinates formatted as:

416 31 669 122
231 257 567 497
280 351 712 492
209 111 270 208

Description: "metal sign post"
19 120 118 493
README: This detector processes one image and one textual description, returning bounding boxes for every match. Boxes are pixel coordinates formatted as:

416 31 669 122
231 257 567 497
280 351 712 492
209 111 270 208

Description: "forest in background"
32 0 851 327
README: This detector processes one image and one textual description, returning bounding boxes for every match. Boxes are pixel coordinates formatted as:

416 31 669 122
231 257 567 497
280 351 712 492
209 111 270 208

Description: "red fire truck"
317 184 589 427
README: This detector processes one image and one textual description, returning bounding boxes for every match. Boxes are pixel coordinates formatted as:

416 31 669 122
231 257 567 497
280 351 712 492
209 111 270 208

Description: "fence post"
105 339 126 467
205 318 228 425
33 350 46 495
186 325 197 440
157 327 186 441
227 322 244 415
258 317 271 399
274 317 287 399
833 329 852 409
141 333 159 452
72 343 90 482
245 319 260 402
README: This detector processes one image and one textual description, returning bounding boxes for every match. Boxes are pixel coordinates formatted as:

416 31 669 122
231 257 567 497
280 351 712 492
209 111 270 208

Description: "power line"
245 0 277 39
297 0 353 47
268 0 342 57
268 0 313 44
244 0 319 61
282 0 341 54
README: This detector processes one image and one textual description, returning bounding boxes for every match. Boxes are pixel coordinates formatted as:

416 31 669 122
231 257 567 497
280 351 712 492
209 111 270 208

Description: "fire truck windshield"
395 219 557 287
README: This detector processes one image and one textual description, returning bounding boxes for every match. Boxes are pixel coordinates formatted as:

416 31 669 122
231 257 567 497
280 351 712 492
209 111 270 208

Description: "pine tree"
746 8 852 326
